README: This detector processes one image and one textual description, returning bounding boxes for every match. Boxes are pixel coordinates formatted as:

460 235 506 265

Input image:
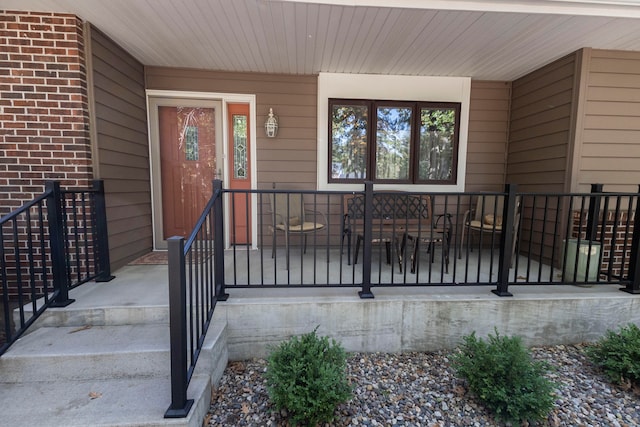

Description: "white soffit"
4 0 640 80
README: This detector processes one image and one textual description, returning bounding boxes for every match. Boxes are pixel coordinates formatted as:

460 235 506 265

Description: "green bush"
265 328 351 426
451 330 556 425
586 323 640 386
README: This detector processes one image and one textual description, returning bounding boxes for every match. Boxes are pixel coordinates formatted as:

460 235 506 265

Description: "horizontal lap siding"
89 25 151 269
507 53 579 264
579 49 640 192
466 81 511 192
144 68 318 191
507 53 577 193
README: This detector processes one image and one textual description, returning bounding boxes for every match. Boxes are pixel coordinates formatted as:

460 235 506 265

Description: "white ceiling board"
4 0 640 80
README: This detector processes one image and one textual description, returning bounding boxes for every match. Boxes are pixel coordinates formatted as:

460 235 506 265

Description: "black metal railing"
166 180 640 417
0 180 114 356
165 180 228 418
219 182 640 296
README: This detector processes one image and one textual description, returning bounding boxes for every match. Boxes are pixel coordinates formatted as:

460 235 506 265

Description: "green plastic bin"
562 239 601 282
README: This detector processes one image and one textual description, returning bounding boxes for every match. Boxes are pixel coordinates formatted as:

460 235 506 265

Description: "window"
329 99 460 184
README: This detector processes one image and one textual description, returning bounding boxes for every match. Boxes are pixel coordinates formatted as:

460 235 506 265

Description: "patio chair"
458 194 521 264
268 193 326 269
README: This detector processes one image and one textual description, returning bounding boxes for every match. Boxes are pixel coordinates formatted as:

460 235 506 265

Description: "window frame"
328 98 461 185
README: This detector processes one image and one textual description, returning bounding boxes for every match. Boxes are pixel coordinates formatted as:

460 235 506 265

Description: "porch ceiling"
7 0 640 80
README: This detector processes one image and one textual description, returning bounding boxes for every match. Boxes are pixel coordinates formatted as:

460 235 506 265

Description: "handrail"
0 191 51 224
1 180 114 356
166 179 227 418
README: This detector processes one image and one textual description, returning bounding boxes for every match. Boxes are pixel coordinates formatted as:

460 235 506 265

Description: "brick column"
0 11 92 216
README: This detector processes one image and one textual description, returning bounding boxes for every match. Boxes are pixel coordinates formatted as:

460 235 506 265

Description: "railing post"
586 184 603 241
213 179 228 301
359 181 374 299
622 185 640 294
165 236 194 418
493 183 517 297
47 181 74 307
92 180 115 282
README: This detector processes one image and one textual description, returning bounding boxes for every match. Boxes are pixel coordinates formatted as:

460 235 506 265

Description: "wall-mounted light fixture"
264 108 278 138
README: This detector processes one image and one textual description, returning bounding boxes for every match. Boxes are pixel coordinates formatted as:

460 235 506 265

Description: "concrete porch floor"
1 249 640 427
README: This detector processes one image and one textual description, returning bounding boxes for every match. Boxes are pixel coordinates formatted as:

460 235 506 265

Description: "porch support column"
359 181 374 299
493 183 517 297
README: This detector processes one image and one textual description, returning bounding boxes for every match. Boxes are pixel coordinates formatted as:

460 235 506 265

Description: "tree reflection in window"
329 99 460 184
375 106 411 180
331 103 368 180
419 108 455 181
233 114 247 179
185 125 199 161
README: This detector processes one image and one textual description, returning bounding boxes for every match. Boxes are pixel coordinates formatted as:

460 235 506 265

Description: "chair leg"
272 230 276 259
385 241 391 264
285 231 289 270
411 238 419 274
354 235 362 265
347 231 352 265
394 238 403 273
303 234 307 254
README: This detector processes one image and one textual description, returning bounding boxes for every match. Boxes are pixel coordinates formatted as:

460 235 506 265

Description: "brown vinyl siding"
578 49 640 192
506 53 581 264
507 52 578 193
466 80 511 192
144 68 318 191
88 25 151 269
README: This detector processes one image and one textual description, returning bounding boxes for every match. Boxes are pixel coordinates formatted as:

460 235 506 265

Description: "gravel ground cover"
207 344 640 427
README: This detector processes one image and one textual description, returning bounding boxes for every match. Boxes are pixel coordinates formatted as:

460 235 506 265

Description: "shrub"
451 330 556 424
586 323 640 386
265 328 351 426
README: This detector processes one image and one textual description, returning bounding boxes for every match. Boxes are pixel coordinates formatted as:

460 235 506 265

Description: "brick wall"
0 11 92 217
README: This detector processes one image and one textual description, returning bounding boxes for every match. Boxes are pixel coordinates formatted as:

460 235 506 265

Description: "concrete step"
27 304 170 330
0 318 228 427
0 324 170 382
0 374 211 427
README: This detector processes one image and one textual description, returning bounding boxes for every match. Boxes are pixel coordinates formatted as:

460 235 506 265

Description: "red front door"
159 106 217 239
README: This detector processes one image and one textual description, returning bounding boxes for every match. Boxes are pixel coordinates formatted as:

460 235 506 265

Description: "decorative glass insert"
375 106 412 180
418 108 455 181
233 115 248 179
184 125 199 161
330 103 368 180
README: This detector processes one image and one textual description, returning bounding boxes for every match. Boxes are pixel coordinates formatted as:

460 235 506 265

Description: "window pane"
331 104 368 179
375 106 412 180
233 114 247 179
419 108 455 181
184 125 199 161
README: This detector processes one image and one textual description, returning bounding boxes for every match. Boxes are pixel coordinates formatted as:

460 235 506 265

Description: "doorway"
148 93 256 250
